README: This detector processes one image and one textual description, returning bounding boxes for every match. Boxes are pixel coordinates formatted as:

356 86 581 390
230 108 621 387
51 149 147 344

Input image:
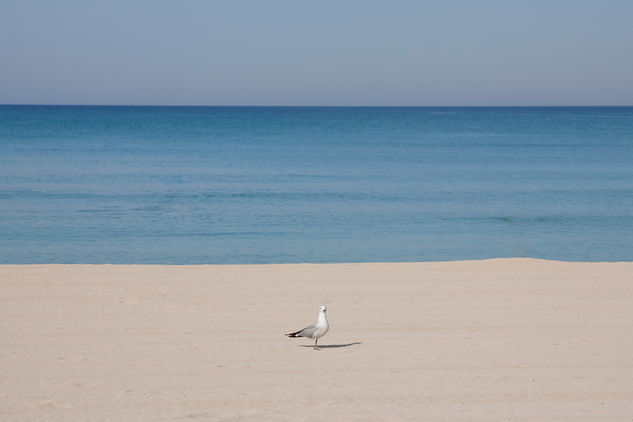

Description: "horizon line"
2 104 633 108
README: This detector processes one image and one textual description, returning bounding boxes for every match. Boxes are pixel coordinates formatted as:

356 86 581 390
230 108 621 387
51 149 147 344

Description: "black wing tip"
285 332 299 337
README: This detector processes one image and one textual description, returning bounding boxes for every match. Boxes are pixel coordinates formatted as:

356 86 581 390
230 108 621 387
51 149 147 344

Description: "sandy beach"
1 258 632 421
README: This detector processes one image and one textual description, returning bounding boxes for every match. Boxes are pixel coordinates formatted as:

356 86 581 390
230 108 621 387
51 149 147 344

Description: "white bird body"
285 305 329 350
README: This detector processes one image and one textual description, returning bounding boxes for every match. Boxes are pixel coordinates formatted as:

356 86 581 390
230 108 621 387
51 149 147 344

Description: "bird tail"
285 331 300 337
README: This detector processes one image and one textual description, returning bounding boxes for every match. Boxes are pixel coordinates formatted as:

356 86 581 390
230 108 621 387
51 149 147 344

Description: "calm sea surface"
1 106 632 264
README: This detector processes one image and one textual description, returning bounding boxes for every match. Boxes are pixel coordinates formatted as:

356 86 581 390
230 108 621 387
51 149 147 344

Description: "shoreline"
2 258 632 420
3 256 633 266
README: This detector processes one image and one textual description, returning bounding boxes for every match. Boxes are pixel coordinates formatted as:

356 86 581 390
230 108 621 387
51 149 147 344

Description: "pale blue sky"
2 0 632 105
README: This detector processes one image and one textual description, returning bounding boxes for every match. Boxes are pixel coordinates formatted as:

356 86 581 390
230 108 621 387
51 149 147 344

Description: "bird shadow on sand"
299 342 362 349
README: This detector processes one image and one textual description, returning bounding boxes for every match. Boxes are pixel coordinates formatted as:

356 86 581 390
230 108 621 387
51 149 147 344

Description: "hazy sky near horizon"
2 1 632 106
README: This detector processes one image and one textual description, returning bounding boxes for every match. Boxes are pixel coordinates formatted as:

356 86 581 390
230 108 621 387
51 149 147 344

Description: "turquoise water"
1 106 632 263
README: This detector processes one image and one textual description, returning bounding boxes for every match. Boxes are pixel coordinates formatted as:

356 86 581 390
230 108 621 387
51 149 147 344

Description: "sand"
1 259 632 421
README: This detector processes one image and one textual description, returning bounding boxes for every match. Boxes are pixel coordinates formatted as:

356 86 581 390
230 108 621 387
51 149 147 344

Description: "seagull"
285 305 329 350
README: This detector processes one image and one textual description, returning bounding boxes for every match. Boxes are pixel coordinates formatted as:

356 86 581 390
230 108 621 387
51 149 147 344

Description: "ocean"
1 106 632 264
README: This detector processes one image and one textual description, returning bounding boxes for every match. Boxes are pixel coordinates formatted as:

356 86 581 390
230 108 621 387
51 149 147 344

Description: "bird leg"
314 338 319 351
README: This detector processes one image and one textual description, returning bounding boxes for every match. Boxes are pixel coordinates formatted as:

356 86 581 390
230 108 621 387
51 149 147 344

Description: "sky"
1 0 633 106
